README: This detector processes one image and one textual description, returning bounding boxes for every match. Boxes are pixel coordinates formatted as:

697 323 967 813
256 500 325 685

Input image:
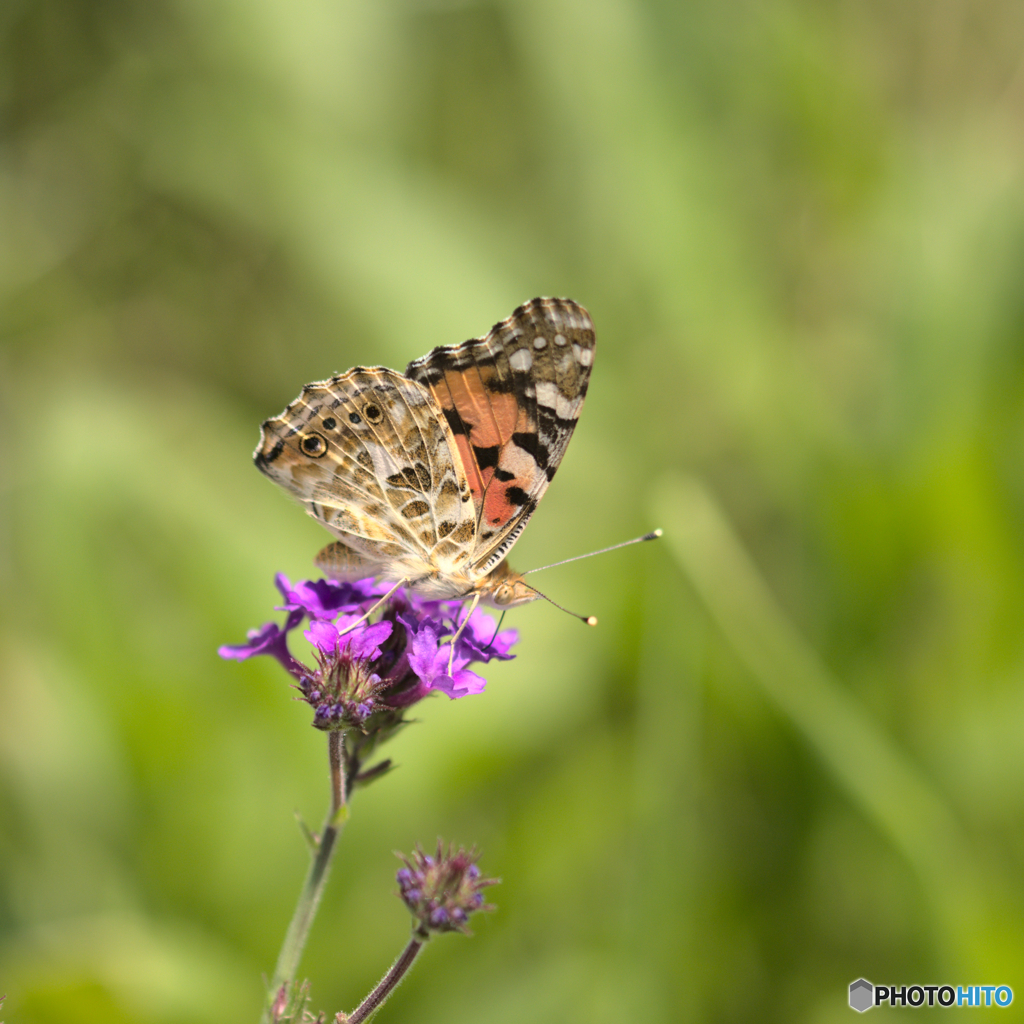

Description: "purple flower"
403 615 486 698
304 617 393 661
396 841 498 936
275 573 385 620
454 606 518 662
219 575 519 735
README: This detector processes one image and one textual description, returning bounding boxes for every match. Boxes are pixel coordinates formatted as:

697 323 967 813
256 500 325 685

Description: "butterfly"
254 297 595 613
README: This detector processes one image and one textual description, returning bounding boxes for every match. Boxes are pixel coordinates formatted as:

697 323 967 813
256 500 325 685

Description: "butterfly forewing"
404 297 595 577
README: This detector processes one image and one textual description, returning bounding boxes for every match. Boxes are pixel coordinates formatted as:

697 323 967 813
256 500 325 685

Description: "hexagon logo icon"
849 979 873 1012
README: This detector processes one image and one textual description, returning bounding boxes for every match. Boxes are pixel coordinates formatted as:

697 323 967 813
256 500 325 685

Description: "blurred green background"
4 0 1024 1021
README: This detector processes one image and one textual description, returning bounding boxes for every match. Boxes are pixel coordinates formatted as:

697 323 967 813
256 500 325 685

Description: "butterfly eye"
300 432 328 458
363 403 384 424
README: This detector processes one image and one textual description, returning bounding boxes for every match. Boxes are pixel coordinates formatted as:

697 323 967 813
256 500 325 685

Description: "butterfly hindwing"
255 367 477 577
405 297 595 576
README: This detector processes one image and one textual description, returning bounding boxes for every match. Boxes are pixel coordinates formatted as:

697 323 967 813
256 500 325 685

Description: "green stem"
260 730 349 1023
346 932 426 1023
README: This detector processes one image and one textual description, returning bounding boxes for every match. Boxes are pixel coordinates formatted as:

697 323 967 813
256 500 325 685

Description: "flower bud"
396 842 497 936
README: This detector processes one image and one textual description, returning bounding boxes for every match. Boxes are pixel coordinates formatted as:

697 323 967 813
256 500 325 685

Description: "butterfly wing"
405 297 595 578
254 367 477 582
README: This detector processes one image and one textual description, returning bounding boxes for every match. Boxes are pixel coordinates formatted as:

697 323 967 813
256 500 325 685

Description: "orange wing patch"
404 297 596 572
433 365 540 532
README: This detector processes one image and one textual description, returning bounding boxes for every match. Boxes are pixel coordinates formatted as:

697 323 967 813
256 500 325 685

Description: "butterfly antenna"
525 584 598 626
522 529 663 576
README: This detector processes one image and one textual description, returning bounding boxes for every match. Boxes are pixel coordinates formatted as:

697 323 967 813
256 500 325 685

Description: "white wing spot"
536 381 578 419
578 347 593 367
533 335 547 350
553 333 567 346
509 348 533 372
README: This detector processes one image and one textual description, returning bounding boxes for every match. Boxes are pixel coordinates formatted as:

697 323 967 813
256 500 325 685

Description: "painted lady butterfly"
254 297 595 610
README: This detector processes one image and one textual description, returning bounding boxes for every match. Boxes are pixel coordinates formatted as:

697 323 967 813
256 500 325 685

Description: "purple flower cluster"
219 574 517 733
396 842 498 936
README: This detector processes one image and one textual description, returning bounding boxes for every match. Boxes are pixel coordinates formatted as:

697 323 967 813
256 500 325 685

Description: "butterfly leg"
336 578 409 637
446 591 482 678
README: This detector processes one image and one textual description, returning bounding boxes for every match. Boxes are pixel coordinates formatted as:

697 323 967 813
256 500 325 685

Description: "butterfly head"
489 571 538 608
479 560 537 607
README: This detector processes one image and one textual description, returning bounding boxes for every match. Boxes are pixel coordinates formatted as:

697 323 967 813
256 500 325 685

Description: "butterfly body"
255 297 595 603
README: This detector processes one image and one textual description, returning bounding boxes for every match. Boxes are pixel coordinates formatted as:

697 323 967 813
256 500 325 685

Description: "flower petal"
304 619 340 655
433 666 487 698
218 621 283 661
344 619 393 660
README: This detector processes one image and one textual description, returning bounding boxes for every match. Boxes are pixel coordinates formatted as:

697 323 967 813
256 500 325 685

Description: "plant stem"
346 932 426 1023
260 730 349 1023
